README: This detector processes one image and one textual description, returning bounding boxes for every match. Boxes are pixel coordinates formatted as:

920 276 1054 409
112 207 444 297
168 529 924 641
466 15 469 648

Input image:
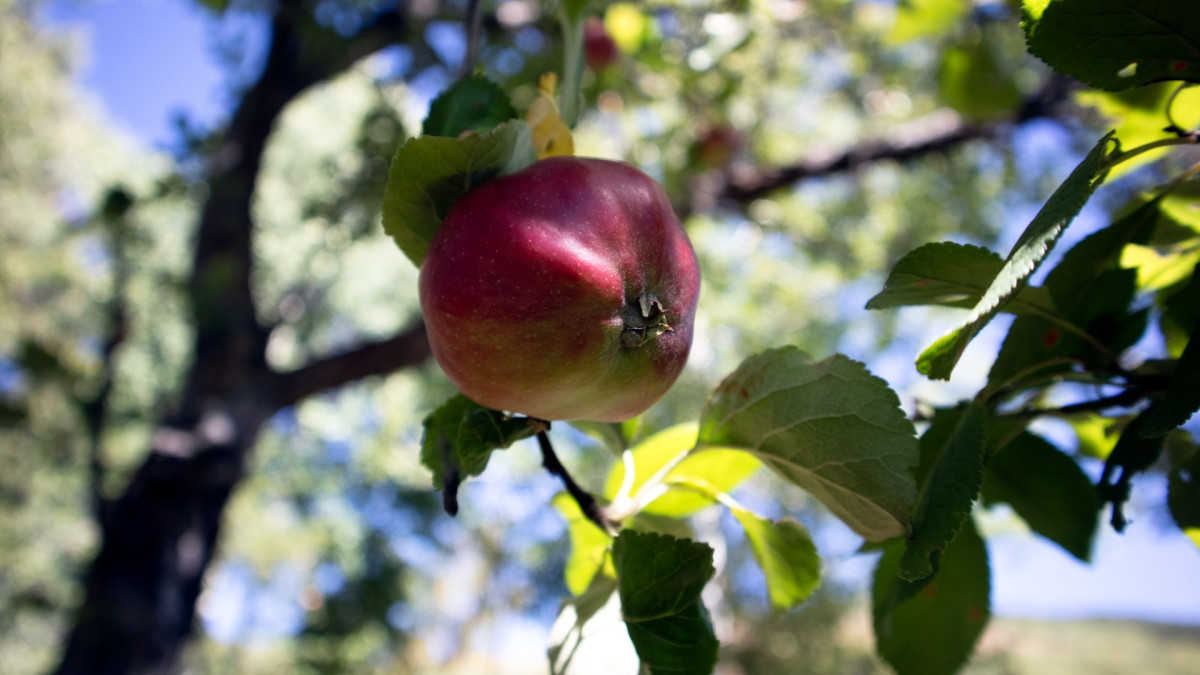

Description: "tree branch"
703 75 1075 210
274 321 432 409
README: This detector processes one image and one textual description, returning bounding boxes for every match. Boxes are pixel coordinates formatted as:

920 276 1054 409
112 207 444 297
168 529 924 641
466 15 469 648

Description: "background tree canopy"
2 0 1198 673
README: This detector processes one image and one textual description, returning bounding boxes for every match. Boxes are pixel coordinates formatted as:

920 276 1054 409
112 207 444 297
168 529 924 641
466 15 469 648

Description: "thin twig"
537 431 616 535
1004 385 1158 420
458 0 484 79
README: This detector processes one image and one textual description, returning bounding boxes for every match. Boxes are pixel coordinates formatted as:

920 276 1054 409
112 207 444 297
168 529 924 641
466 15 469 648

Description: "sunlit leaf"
1076 85 1200 176
866 242 1056 315
613 531 718 675
602 423 761 519
874 519 990 675
699 347 918 542
918 132 1114 380
731 509 820 610
1072 414 1124 460
900 403 987 582
982 432 1100 561
381 120 536 267
1024 0 1200 91
887 0 968 45
553 492 615 596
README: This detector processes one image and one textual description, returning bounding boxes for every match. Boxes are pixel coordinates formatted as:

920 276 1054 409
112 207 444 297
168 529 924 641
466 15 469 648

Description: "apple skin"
419 156 701 422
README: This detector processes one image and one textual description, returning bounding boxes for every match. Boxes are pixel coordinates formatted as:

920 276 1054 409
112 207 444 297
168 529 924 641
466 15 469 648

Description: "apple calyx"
620 292 674 349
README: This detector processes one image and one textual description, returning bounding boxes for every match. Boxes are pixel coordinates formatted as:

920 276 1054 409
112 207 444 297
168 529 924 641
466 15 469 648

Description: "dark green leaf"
1099 408 1168 531
381 120 536 267
613 531 718 675
731 510 821 610
866 242 1056 315
699 347 918 542
900 403 987 582
874 518 990 675
420 395 539 505
1024 0 1200 91
1141 332 1200 437
1168 448 1200 545
982 432 1100 561
918 132 1114 379
422 74 519 138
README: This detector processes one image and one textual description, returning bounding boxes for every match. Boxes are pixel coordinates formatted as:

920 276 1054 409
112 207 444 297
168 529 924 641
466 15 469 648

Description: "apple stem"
536 429 617 536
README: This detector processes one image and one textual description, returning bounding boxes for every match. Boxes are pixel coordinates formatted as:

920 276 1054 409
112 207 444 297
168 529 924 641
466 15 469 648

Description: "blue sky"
37 0 1200 630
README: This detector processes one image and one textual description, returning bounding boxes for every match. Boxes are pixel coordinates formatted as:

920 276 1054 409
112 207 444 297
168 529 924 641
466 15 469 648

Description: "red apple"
419 156 701 422
584 16 619 72
692 124 744 170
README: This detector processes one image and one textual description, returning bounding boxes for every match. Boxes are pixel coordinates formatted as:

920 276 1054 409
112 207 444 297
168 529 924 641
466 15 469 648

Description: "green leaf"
553 492 615 596
867 242 1057 315
900 403 988 582
989 194 1161 388
887 0 968 45
613 531 718 675
1162 260 1200 356
699 347 918 542
381 120 536 267
1099 408 1168 531
1076 85 1200 176
1168 448 1200 548
1141 331 1200 437
731 510 820 610
982 432 1100 561
420 395 540 501
602 423 762 519
937 38 1022 120
874 518 990 675
422 74 519 138
918 132 1114 380
1024 0 1200 91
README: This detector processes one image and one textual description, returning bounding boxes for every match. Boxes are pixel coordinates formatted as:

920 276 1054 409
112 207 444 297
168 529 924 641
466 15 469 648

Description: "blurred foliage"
2 0 1195 673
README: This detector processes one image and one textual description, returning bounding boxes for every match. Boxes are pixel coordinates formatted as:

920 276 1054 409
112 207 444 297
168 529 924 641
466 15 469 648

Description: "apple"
419 156 701 422
692 124 744 170
584 16 619 72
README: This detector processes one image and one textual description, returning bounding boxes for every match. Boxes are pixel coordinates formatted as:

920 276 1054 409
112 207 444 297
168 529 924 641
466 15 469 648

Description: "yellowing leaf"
526 72 575 159
604 3 648 54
